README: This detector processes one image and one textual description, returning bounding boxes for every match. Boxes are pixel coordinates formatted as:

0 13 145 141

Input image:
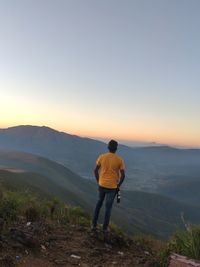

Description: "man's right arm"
94 165 100 183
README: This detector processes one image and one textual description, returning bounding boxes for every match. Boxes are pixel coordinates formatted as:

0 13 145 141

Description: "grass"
2 184 200 267
0 185 90 229
0 187 162 267
159 224 200 267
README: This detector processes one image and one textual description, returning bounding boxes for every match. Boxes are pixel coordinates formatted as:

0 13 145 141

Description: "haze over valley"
1 125 200 200
0 125 200 238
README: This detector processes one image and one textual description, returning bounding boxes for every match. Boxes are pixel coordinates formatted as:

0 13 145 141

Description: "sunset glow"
1 1 200 148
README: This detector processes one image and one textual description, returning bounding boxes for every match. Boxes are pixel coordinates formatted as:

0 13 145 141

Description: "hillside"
0 125 106 178
1 125 200 206
0 169 91 209
158 174 200 205
1 150 200 239
0 149 96 210
116 191 200 238
0 189 160 267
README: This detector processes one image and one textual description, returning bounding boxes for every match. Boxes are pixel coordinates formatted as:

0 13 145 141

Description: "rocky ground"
0 220 159 267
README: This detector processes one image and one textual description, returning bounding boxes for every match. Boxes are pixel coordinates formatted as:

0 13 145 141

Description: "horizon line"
1 124 200 150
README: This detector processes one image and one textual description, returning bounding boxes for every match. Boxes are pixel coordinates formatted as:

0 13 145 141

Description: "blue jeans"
92 186 117 230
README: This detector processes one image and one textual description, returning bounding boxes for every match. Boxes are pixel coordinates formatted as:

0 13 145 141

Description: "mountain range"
0 125 200 204
1 150 200 238
0 125 200 238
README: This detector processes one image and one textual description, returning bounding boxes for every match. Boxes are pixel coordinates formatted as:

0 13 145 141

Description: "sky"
0 0 200 148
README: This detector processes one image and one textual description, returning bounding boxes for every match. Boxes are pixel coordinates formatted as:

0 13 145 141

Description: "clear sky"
0 0 200 147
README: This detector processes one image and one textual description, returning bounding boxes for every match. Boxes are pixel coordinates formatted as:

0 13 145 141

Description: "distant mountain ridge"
0 125 107 177
0 125 200 206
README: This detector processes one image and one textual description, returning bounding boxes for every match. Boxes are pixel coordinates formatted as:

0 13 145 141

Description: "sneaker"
91 225 97 232
103 229 110 243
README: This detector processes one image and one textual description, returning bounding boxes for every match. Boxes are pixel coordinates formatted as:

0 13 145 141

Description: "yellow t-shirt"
96 152 125 189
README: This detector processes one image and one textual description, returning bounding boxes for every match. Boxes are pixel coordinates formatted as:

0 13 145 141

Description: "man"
92 140 125 233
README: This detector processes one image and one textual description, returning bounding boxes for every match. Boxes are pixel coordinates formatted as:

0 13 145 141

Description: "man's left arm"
118 169 125 188
118 159 125 188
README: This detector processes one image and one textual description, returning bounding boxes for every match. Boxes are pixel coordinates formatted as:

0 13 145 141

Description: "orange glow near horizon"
0 91 199 148
79 130 200 148
1 120 200 149
60 121 200 148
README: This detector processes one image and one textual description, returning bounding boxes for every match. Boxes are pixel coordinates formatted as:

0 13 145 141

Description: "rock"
117 251 124 256
169 253 200 267
105 243 112 249
79 264 88 267
41 245 46 250
0 218 4 232
11 241 24 249
0 255 14 267
70 254 81 259
54 259 67 265
138 258 146 264
10 228 39 248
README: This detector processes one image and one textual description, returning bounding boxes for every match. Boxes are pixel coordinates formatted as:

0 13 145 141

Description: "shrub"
47 198 60 219
56 205 90 226
0 190 49 224
0 188 91 228
0 197 18 223
159 225 200 266
24 205 41 222
109 222 124 236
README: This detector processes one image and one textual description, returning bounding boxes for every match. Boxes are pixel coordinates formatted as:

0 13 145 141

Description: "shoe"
91 225 97 232
103 229 110 243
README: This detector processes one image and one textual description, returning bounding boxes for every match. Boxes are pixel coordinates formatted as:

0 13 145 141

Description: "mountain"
1 149 200 238
158 174 200 205
0 149 96 210
0 169 92 209
0 125 106 178
0 125 200 205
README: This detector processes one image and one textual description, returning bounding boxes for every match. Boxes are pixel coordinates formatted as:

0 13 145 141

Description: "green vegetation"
1 162 200 239
0 185 90 230
159 225 200 267
2 183 200 267
0 167 95 211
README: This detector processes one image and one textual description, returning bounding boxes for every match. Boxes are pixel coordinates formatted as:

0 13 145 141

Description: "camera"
117 189 121 203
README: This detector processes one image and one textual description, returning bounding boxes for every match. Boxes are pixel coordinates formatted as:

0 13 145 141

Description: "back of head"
108 140 118 153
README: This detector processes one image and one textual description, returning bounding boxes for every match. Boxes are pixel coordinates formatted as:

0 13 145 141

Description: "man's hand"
94 165 100 183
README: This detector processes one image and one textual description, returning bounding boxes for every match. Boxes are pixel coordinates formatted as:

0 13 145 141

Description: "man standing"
92 140 125 233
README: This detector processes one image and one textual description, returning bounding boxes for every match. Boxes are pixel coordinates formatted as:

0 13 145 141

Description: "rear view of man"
92 140 125 233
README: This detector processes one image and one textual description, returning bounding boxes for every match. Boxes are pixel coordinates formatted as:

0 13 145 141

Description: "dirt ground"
0 221 158 267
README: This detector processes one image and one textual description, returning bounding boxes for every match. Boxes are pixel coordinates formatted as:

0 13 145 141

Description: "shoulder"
98 153 108 159
115 154 124 161
96 153 107 164
115 154 125 168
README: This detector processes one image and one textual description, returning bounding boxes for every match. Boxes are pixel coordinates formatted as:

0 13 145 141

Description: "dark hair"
108 140 118 152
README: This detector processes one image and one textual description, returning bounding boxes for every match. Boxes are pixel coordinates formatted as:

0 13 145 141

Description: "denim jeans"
92 186 117 230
